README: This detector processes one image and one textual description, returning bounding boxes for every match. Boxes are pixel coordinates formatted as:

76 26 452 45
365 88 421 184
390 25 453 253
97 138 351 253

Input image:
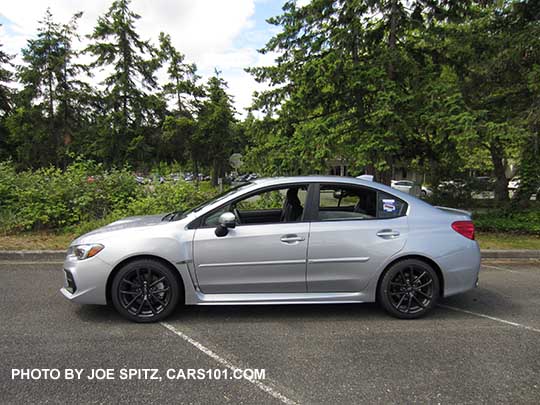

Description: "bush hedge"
0 160 214 234
473 209 540 235
2 159 539 236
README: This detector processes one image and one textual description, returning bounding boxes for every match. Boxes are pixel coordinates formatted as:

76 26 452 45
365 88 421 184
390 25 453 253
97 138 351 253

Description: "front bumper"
60 254 113 305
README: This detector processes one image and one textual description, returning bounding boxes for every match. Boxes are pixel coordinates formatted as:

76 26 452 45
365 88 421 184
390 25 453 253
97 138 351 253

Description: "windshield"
165 182 253 221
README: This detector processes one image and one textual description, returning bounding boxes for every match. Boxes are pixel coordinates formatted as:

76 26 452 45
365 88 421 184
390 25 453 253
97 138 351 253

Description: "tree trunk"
387 0 398 81
212 159 219 187
489 141 509 202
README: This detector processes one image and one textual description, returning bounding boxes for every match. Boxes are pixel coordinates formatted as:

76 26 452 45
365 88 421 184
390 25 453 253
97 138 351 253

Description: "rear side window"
317 185 377 221
377 191 407 218
317 184 407 221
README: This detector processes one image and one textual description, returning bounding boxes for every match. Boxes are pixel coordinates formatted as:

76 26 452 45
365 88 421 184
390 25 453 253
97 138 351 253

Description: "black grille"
64 270 77 293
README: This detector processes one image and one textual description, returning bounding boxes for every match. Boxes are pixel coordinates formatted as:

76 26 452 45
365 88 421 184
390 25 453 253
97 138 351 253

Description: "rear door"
307 183 408 292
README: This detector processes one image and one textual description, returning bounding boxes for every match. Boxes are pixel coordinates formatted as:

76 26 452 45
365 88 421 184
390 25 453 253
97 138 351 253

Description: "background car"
390 180 422 197
508 176 520 191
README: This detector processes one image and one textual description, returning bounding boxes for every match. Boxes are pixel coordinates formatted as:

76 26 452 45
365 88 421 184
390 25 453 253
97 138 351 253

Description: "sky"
0 0 288 117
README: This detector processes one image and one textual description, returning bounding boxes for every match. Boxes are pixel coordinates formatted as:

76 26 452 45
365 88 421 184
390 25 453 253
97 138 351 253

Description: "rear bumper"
437 241 481 297
60 254 112 305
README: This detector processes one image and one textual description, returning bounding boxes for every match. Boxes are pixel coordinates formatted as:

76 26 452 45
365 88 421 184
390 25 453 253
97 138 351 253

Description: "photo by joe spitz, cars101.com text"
2 0 540 404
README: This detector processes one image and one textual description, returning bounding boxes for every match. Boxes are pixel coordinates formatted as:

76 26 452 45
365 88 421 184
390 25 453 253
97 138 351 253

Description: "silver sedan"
61 176 480 322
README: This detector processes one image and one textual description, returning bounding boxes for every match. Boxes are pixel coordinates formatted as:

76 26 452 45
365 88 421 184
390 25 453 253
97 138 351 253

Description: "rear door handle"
280 234 305 243
376 229 400 239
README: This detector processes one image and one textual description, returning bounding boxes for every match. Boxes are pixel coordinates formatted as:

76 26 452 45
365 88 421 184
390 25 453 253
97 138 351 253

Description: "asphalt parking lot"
1 259 539 404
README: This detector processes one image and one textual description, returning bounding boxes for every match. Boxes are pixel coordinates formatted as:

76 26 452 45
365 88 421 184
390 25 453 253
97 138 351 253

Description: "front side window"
203 185 308 227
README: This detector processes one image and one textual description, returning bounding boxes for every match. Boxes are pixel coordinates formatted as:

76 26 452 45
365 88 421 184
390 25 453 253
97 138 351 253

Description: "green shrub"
473 209 540 235
0 160 217 234
121 181 211 217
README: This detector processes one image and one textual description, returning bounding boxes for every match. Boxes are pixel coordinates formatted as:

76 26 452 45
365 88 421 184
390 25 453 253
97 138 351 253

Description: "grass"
475 232 540 250
0 232 76 251
0 230 539 251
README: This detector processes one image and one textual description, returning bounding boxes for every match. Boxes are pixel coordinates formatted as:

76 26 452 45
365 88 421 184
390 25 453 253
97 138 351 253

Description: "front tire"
111 259 181 323
378 259 439 319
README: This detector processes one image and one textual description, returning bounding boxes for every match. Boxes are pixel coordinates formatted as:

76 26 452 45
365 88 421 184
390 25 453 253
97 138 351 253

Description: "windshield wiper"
161 211 183 221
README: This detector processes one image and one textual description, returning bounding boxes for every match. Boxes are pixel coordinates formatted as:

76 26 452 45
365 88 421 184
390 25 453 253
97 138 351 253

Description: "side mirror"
215 212 236 237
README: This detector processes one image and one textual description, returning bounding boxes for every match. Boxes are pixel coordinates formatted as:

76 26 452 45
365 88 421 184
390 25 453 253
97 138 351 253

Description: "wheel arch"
105 254 186 305
375 254 444 301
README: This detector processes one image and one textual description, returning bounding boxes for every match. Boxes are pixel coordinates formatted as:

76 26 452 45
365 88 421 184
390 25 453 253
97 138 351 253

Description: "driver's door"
192 185 310 294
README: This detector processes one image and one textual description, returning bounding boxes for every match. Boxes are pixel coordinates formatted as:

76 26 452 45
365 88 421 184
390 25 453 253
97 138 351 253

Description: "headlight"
69 244 104 260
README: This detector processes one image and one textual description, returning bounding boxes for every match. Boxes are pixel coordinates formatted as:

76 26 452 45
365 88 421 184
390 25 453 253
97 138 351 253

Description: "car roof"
250 175 406 196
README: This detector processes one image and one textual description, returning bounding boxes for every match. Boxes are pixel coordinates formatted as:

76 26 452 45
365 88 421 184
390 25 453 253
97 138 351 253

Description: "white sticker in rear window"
382 199 396 212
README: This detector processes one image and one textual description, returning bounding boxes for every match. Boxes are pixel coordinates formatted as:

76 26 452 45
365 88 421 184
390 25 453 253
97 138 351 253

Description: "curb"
0 250 66 261
480 250 540 259
0 249 539 261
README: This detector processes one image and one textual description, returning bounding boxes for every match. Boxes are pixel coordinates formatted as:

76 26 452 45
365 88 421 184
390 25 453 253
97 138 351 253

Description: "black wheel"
378 259 439 319
111 259 181 323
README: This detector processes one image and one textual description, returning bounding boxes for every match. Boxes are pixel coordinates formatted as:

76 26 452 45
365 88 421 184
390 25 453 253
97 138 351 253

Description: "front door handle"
376 229 400 239
280 234 305 243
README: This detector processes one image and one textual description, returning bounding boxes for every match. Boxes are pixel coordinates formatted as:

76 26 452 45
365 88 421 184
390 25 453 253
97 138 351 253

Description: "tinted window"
203 185 308 226
317 185 407 221
318 185 377 221
377 191 407 218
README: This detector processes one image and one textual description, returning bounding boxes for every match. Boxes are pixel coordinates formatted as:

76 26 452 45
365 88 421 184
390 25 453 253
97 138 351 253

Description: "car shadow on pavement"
439 286 523 318
74 304 128 323
68 286 520 325
168 302 396 324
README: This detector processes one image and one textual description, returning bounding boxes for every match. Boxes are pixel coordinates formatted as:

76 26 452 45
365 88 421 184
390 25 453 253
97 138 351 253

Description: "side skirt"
192 291 371 305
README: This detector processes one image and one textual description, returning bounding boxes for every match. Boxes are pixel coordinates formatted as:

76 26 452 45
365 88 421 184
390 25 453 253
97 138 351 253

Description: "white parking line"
160 322 298 405
439 304 540 333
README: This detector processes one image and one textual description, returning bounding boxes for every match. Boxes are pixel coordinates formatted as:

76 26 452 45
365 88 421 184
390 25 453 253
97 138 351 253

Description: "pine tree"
8 9 85 167
196 73 236 185
0 31 14 160
86 0 161 165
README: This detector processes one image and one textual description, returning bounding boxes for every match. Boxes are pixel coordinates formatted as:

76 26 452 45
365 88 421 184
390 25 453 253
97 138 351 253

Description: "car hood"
71 214 167 244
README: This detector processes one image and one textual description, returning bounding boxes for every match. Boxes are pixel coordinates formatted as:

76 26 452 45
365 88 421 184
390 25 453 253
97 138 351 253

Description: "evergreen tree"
0 33 14 160
7 9 85 168
158 32 202 165
86 0 162 166
196 73 236 185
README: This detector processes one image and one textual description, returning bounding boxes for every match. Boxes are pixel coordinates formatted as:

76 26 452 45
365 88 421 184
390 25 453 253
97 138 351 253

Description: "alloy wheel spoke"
135 298 145 315
146 297 157 314
411 294 425 308
406 295 412 313
125 293 142 308
121 279 139 287
152 287 169 294
120 290 139 295
413 271 426 283
396 293 407 309
150 276 166 288
417 280 433 289
399 269 408 284
150 293 166 307
416 290 432 300
136 268 144 285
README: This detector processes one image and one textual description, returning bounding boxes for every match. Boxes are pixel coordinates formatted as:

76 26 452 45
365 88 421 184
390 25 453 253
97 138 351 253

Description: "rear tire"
111 259 181 323
378 259 439 319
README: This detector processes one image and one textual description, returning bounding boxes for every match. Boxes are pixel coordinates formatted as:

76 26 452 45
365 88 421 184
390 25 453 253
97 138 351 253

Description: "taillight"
451 220 475 240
